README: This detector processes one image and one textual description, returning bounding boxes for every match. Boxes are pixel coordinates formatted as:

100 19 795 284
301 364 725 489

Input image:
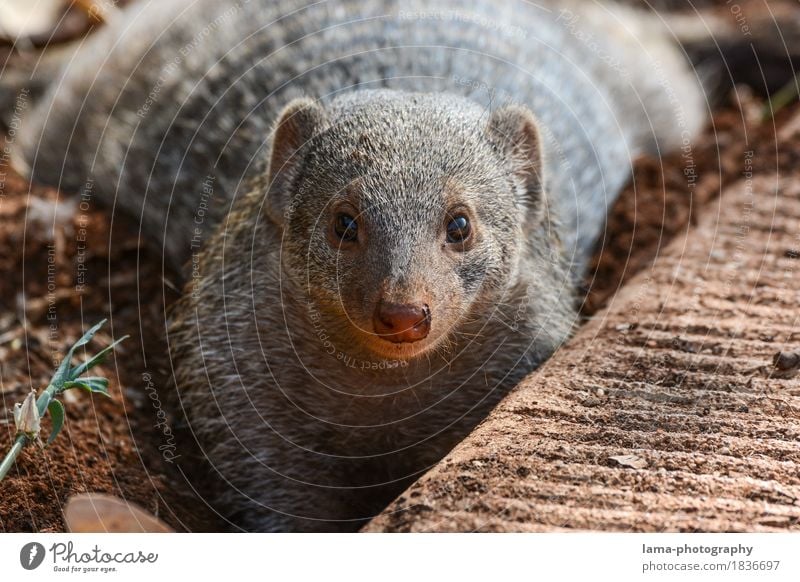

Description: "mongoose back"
14 0 710 530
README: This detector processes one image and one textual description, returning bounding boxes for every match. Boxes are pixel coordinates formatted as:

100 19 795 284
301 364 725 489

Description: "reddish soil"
0 169 214 532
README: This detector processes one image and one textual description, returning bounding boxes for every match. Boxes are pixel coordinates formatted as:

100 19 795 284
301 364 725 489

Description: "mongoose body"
15 0 706 530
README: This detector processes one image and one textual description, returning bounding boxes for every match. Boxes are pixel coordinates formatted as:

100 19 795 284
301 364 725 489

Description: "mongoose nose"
373 302 431 343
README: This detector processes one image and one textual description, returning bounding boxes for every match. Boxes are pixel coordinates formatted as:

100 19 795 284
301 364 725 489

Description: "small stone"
609 454 647 470
581 396 603 408
772 351 800 378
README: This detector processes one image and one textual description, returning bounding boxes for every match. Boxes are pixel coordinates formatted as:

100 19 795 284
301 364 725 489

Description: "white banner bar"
1 533 798 581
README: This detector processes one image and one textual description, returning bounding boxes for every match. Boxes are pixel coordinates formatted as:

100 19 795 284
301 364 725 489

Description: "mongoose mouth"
363 333 443 362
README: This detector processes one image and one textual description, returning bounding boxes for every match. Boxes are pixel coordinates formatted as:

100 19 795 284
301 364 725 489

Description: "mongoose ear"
266 98 328 226
487 106 545 224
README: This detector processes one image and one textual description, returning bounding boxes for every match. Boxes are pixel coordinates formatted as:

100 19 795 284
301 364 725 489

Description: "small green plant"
0 320 127 482
762 70 800 121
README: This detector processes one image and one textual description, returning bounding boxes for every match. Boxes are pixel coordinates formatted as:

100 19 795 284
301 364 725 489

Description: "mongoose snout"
372 301 431 343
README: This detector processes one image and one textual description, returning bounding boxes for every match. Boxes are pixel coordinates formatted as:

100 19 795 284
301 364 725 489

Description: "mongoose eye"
334 213 358 242
446 215 471 244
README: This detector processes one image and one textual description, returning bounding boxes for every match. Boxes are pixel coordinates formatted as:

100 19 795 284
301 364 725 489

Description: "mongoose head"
265 90 548 361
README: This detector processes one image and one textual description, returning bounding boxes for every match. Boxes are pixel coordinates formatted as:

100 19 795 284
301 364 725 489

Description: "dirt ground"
0 1 798 533
0 167 216 531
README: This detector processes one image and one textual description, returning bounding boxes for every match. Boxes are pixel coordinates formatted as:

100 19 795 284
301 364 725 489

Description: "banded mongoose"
11 0 780 530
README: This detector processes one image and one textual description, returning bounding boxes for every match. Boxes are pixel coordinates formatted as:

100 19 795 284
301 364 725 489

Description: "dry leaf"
609 454 647 470
64 493 174 533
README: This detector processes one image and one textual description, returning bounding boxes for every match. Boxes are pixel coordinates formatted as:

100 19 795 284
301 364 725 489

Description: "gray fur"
13 0 706 530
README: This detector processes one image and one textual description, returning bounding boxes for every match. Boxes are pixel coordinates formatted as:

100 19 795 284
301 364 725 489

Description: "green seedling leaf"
72 319 108 351
64 377 110 397
47 399 65 445
50 319 107 388
69 336 128 380
762 70 800 121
